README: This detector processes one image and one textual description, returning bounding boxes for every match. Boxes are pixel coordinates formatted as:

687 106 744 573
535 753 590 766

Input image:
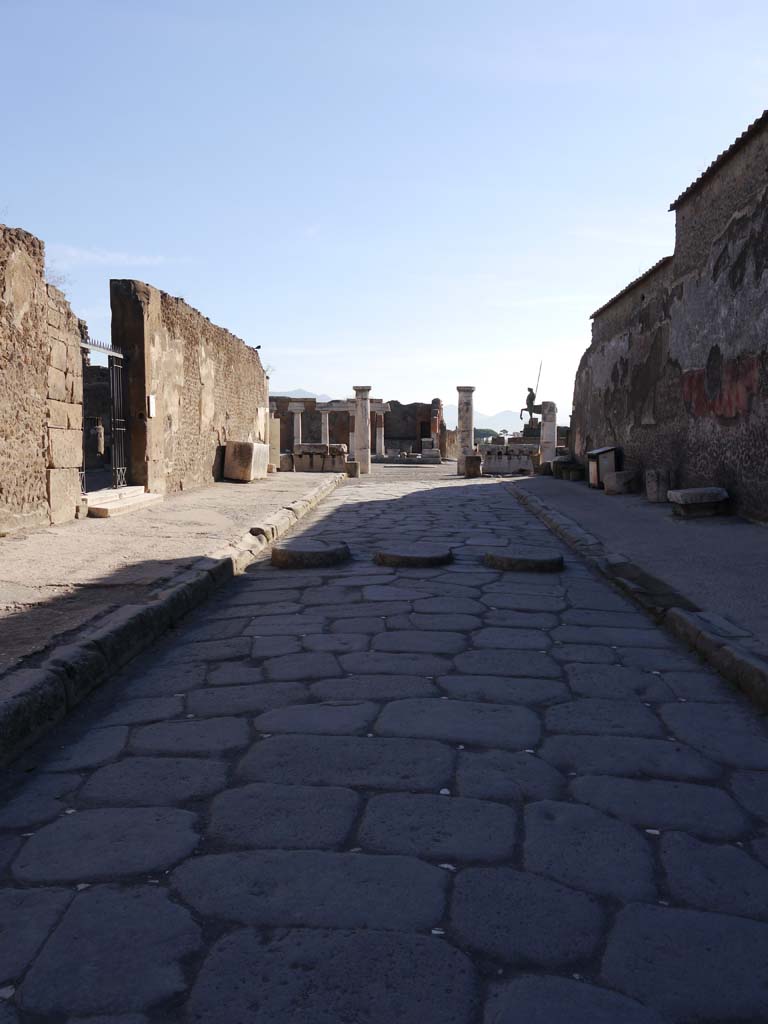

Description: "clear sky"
4 1 767 422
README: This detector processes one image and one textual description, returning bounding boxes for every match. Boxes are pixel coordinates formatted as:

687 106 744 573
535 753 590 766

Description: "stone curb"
511 484 768 711
0 473 346 766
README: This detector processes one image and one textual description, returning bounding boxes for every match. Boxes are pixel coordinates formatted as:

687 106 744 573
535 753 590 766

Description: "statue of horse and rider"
520 386 542 422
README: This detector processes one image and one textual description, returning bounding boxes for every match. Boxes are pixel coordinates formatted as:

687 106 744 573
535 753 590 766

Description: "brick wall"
269 396 351 451
571 117 768 519
110 280 268 494
0 226 84 533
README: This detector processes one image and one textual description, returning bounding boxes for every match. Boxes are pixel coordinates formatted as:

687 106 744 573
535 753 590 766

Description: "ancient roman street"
2 465 768 1023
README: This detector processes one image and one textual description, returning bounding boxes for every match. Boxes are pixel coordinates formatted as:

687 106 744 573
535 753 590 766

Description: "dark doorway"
81 338 129 493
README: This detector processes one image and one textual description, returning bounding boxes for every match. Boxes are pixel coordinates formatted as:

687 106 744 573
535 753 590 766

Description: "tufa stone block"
49 339 68 372
668 487 730 518
48 428 83 469
603 470 639 495
645 469 672 502
464 454 482 478
47 469 81 525
47 365 67 402
224 441 269 482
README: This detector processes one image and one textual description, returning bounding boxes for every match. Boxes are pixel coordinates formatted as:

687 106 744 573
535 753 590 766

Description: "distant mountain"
270 388 333 402
443 404 522 432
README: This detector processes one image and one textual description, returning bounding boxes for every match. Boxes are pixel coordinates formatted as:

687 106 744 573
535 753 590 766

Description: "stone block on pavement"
223 441 269 482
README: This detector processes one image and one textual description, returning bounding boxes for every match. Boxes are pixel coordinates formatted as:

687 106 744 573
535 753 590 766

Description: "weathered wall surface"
572 123 768 520
111 281 268 494
384 399 446 455
0 227 83 533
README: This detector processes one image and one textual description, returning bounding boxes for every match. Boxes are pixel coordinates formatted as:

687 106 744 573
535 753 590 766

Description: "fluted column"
354 386 372 474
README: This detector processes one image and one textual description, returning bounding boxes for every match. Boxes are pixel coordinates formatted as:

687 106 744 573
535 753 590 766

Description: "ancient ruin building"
572 110 768 519
383 399 446 456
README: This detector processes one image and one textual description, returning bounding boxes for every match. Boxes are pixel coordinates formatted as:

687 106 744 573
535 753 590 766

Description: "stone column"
539 401 557 465
376 412 385 455
287 403 303 449
348 414 356 458
456 386 475 475
354 386 372 474
321 411 330 446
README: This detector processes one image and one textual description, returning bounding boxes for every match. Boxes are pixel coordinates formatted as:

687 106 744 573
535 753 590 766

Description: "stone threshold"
512 484 768 712
0 473 347 766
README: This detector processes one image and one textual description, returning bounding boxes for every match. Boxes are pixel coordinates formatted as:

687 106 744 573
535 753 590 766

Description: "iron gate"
80 338 128 492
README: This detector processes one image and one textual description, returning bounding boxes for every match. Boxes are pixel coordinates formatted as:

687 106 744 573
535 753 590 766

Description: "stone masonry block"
68 371 83 404
224 441 269 482
47 400 82 430
49 339 68 371
48 429 83 469
645 469 671 502
47 469 81 524
603 470 639 495
47 365 67 401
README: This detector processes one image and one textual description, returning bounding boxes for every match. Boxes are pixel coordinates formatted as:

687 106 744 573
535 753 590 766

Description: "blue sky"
4 1 767 422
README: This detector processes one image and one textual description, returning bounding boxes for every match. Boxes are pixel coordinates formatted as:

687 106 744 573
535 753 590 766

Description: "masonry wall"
0 227 83 533
110 280 268 494
571 126 768 520
384 399 446 455
269 396 350 451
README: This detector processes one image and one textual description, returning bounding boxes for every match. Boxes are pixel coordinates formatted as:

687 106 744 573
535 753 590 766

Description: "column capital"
353 385 372 396
456 386 476 394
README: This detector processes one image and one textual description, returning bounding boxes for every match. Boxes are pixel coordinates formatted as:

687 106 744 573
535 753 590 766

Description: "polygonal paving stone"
243 615 325 637
484 975 666 1024
0 888 72 983
545 699 663 737
302 587 363 606
371 631 466 655
186 928 478 1024
0 774 81 828
552 644 618 664
253 701 378 735
330 601 413 619
375 698 540 750
481 592 567 613
95 696 183 726
482 549 564 572
363 585 427 601
571 776 749 839
328 616 390 634
207 663 264 686
660 702 768 768
12 807 198 883
661 831 768 918
456 750 565 802
208 783 359 849
178 618 248 643
451 867 604 966
413 596 486 615
271 540 351 568
453 650 560 678
44 727 128 772
560 608 654 628
437 674 568 705
310 675 438 700
661 670 734 702
246 636 304 657
130 717 250 756
484 609 560 629
731 770 768 820
302 633 370 653
0 1005 17 1024
539 735 720 781
358 793 517 861
339 652 453 676
567 586 637 612
79 757 227 806
619 647 699 672
524 800 655 901
261 652 342 681
406 613 483 631
601 903 768 1021
18 886 201 1017
552 625 674 648
0 838 20 876
472 628 551 650
373 544 454 567
564 664 673 701
69 1016 147 1024
174 637 252 662
171 850 446 930
187 682 308 716
238 735 453 791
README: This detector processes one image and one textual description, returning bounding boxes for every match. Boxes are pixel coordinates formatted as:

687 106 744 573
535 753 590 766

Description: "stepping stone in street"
483 546 564 572
373 543 454 567
271 539 351 568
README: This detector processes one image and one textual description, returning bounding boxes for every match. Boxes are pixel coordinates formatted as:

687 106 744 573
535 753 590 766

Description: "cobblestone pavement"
2 468 768 1022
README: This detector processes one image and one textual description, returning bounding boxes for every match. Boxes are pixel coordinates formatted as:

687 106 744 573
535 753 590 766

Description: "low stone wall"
111 281 268 494
0 226 84 532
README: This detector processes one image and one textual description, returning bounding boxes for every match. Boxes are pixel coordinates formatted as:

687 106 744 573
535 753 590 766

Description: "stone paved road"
2 467 768 1022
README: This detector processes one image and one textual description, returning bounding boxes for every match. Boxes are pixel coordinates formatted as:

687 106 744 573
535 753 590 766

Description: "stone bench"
667 487 730 517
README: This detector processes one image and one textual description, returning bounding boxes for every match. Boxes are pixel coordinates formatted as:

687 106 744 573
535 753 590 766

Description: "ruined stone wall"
384 400 445 454
0 227 83 532
111 281 268 494
269 396 350 451
572 124 768 519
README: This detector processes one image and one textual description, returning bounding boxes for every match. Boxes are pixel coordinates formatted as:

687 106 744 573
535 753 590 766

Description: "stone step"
85 485 146 506
87 491 163 518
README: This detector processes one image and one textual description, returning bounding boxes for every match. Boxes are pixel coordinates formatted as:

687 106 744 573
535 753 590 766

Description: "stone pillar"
321 411 330 446
456 386 475 475
539 401 557 465
268 413 281 468
348 414 356 458
287 403 303 449
376 412 385 455
354 386 372 474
